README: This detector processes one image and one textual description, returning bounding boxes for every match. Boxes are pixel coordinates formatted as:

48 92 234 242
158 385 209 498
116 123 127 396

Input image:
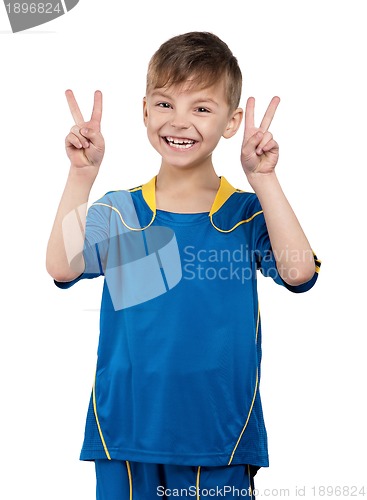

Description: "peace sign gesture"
65 90 105 173
241 96 280 176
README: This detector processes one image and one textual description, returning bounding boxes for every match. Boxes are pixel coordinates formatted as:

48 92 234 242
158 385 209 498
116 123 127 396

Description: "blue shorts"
95 460 256 499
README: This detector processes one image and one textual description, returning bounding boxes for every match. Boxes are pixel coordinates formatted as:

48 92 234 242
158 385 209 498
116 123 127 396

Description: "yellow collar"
141 175 237 217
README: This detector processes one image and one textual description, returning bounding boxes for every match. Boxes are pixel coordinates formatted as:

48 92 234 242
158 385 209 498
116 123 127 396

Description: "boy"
46 32 320 499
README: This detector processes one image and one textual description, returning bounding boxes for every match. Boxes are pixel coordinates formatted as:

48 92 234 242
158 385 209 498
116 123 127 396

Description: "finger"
66 132 83 149
257 140 279 155
244 97 255 132
91 90 103 125
70 125 90 148
259 96 280 132
256 131 273 154
242 130 263 156
79 127 104 149
261 139 279 153
65 89 85 125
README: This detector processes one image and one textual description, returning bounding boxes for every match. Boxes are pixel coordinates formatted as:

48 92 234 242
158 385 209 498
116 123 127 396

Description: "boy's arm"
248 173 315 286
241 97 316 286
46 90 105 282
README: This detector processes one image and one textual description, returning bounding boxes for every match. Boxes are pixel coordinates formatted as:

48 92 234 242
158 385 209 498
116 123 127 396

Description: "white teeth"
165 136 196 149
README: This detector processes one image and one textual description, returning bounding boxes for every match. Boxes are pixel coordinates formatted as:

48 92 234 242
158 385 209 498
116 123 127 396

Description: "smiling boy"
46 32 320 499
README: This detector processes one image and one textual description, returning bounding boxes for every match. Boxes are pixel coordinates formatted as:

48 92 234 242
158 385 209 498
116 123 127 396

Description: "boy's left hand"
241 96 280 177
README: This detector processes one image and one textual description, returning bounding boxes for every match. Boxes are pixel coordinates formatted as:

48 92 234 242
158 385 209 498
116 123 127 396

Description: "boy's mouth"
164 136 197 149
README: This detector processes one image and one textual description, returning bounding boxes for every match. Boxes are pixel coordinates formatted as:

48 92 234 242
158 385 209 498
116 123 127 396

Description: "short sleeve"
252 204 321 294
54 202 110 289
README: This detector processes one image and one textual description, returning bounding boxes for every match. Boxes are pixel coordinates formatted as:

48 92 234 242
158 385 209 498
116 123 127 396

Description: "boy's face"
143 78 243 171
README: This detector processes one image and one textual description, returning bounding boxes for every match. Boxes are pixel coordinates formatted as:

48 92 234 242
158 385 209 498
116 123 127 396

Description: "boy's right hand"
65 89 105 176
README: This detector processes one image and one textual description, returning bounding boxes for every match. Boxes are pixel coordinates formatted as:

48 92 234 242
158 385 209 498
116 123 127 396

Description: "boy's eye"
196 107 210 113
157 102 171 109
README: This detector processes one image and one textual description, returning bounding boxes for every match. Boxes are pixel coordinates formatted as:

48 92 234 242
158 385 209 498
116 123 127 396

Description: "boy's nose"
170 111 190 129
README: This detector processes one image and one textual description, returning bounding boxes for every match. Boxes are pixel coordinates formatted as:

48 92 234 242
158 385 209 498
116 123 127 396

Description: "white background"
0 0 366 498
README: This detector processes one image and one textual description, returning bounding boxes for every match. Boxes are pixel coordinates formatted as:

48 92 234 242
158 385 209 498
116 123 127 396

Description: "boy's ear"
223 107 243 139
143 97 148 126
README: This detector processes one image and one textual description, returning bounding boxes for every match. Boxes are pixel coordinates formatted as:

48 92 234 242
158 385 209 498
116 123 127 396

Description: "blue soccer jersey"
55 175 320 469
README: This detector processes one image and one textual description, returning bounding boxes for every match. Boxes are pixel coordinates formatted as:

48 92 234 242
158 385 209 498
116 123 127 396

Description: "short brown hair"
146 32 242 111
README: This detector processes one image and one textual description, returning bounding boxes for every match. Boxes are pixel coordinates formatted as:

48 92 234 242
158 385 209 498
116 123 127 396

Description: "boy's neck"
155 163 221 213
156 161 220 190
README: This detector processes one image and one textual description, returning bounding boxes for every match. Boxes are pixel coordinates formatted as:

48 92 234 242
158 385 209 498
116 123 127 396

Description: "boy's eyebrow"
150 90 219 106
150 90 171 98
193 97 219 107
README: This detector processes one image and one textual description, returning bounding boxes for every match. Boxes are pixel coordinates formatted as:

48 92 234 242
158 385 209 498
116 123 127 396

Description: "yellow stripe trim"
91 202 155 231
93 175 247 232
228 369 259 465
196 466 201 500
209 210 263 233
92 376 111 460
209 176 237 216
125 461 132 500
141 176 157 215
228 307 260 465
312 250 321 274
255 306 260 343
140 175 240 219
128 186 143 193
